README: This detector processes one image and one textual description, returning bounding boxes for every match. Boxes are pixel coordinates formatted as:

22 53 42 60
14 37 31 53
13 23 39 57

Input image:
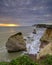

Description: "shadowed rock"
6 32 26 53
33 29 36 34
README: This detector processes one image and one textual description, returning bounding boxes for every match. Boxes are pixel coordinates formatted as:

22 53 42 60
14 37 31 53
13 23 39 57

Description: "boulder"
6 32 26 52
33 29 36 34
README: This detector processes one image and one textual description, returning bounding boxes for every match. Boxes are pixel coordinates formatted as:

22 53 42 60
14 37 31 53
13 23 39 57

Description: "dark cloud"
0 0 52 25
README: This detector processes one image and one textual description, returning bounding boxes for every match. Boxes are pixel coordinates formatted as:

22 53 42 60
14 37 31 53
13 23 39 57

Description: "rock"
33 24 52 28
40 41 49 48
6 32 26 52
40 28 52 43
33 29 36 34
37 42 52 59
37 28 52 59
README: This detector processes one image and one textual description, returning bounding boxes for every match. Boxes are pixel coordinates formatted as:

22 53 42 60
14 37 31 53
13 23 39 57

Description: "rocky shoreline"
33 24 52 28
6 27 52 60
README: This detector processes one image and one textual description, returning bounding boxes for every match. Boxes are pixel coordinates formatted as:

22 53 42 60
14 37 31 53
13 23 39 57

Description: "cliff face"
37 28 52 59
37 42 52 59
40 28 52 42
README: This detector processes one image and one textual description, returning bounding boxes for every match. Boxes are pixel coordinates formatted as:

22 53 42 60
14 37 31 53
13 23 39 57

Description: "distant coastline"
33 24 52 28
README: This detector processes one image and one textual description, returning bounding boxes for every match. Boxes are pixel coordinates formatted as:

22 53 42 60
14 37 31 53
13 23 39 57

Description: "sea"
0 26 46 62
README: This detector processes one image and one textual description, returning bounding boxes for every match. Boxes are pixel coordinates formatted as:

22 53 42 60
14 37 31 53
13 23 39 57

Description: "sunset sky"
0 0 52 26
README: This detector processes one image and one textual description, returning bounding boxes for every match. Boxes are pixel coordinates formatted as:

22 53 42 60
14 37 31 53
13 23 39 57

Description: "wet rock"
6 32 26 52
33 29 36 34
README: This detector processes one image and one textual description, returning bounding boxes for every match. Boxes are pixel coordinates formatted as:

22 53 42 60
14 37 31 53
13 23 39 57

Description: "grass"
0 62 9 65
10 55 38 65
39 54 52 65
0 54 52 65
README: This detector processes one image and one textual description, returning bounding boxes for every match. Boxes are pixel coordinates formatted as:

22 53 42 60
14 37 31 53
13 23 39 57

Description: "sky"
0 0 52 26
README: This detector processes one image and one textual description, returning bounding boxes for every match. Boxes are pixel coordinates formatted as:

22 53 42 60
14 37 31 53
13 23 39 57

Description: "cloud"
0 0 52 25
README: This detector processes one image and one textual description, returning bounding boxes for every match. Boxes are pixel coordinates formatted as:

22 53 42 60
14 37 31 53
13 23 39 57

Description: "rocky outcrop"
37 42 52 59
6 32 26 52
33 24 52 28
37 28 52 59
40 28 52 43
32 29 36 34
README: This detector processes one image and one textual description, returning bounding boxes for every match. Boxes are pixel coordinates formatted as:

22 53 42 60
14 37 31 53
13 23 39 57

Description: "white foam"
24 28 45 55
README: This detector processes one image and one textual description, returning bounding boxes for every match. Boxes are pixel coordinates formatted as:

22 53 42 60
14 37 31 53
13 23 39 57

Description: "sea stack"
6 32 26 52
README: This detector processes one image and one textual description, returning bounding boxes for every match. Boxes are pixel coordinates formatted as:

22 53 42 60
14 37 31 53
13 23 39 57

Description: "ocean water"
24 28 46 55
0 26 46 62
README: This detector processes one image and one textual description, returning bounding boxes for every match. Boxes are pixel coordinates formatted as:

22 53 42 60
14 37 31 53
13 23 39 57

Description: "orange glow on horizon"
0 23 20 27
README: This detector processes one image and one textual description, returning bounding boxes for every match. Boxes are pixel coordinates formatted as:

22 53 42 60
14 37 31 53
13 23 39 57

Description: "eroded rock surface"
37 28 52 59
6 32 26 52
40 28 52 42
